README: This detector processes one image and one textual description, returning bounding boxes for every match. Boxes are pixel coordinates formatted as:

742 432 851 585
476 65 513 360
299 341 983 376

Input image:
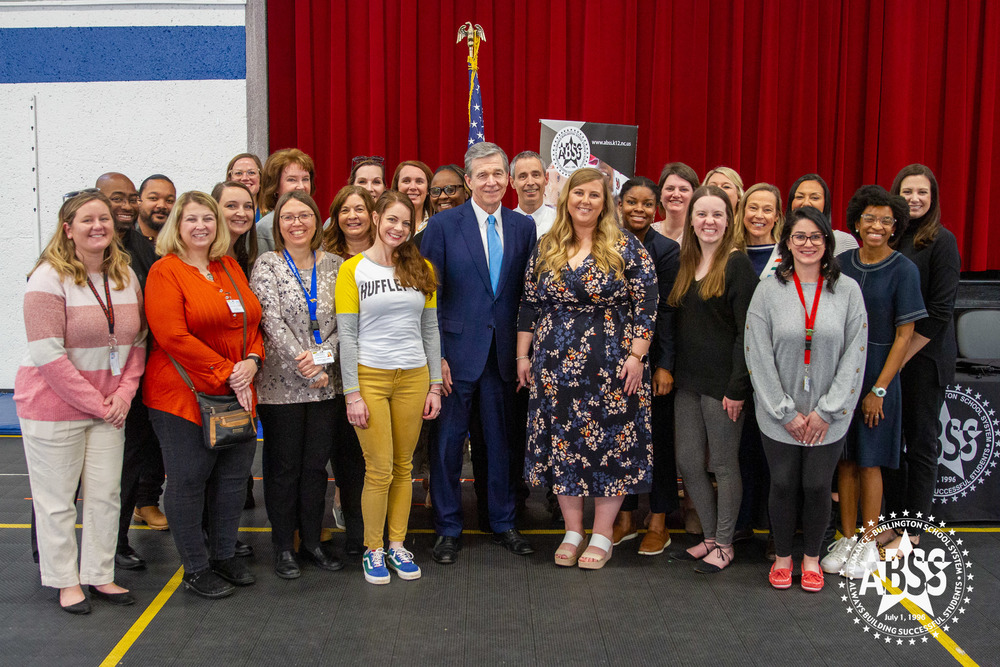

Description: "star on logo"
876 531 952 617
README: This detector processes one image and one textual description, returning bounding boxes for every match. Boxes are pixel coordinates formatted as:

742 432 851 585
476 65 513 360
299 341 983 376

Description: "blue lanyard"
283 250 322 345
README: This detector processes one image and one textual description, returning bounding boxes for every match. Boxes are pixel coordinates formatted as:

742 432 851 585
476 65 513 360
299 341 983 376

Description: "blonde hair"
155 191 231 261
733 182 785 250
536 168 623 281
702 166 745 201
668 185 738 306
30 191 132 289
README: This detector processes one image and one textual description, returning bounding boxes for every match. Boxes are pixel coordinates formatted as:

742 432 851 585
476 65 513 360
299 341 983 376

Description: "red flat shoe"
801 567 825 593
769 561 792 589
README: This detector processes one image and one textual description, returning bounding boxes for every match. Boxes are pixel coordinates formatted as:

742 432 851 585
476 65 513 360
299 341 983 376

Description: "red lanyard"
86 272 115 337
792 272 823 366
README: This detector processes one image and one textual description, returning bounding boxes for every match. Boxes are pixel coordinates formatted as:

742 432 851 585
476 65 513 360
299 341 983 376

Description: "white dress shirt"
471 198 503 269
514 204 556 238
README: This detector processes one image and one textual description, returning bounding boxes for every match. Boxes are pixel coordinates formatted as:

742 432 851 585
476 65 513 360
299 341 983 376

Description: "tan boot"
133 505 169 530
639 512 671 555
612 511 638 545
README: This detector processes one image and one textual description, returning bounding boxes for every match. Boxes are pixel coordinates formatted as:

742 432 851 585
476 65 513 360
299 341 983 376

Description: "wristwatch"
247 355 262 371
629 352 648 363
871 386 887 398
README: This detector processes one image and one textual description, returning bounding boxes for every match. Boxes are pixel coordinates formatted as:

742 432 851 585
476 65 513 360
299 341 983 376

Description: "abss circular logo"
934 384 998 503
550 127 590 177
842 515 972 643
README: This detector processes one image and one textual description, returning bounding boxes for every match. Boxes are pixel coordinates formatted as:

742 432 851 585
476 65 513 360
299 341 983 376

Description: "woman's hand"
228 359 258 391
619 355 644 396
103 394 129 429
722 396 744 422
803 411 830 445
423 389 442 420
234 384 255 413
652 368 674 396
862 393 884 428
784 413 808 442
345 391 369 429
294 350 323 379
516 357 532 391
308 371 329 389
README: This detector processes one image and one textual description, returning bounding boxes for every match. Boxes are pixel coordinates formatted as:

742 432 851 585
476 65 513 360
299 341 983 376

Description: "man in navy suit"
420 142 537 564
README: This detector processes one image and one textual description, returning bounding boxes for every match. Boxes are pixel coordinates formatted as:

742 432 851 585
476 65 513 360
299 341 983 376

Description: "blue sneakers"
362 548 390 585
387 547 422 581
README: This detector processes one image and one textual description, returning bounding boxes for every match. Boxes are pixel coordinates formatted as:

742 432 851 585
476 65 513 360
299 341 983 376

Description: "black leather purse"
168 262 257 450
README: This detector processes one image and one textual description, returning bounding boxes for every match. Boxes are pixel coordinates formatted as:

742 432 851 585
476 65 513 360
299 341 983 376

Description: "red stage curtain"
267 0 1000 270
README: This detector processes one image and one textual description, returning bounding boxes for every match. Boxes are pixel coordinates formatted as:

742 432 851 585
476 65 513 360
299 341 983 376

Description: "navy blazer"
420 201 537 383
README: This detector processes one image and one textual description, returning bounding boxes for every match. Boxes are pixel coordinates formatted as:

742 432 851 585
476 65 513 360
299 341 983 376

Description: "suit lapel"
459 204 493 295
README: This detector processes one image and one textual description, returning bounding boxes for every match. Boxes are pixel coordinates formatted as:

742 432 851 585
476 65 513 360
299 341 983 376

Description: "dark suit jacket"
420 200 537 383
639 228 680 372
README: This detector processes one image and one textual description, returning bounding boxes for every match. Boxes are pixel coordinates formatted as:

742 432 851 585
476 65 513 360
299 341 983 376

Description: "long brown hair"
535 168 623 281
668 185 738 306
890 163 942 250
30 191 132 289
324 185 375 257
374 191 436 295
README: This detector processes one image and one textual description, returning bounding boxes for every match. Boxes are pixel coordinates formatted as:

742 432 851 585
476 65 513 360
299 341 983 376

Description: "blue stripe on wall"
0 26 246 83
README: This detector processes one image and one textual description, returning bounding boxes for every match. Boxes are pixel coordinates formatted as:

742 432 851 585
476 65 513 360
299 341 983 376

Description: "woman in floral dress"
516 167 657 569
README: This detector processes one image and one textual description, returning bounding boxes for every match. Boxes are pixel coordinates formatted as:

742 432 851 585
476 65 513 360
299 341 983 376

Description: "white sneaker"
820 536 854 574
844 541 879 580
332 503 345 530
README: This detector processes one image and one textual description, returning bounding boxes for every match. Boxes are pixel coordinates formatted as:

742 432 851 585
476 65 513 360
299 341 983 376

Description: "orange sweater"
144 254 264 425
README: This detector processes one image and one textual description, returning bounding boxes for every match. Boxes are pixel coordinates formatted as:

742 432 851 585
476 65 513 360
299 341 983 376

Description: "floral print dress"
518 233 657 496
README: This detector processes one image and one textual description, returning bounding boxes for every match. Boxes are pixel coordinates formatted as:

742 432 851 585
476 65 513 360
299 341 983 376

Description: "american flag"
468 70 485 146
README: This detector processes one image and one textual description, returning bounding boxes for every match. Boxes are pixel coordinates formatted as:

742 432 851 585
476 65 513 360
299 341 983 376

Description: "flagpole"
457 22 486 146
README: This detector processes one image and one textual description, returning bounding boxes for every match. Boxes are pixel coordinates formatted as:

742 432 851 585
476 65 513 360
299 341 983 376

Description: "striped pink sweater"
13 262 147 422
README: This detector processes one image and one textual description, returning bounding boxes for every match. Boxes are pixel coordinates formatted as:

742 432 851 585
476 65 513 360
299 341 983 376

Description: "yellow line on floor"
99 566 184 667
877 575 978 666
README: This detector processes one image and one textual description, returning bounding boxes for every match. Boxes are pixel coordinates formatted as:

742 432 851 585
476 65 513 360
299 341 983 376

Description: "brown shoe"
638 512 671 555
612 511 638 546
133 505 169 530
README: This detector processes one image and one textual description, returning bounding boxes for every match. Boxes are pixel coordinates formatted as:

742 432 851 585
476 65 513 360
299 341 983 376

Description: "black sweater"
640 228 680 371
673 251 756 401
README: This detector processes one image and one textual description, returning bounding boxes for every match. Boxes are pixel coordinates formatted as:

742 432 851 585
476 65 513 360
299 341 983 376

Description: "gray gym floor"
1 435 998 666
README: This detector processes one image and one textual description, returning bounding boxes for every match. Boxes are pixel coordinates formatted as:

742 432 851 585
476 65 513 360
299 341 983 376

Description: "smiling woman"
212 181 259 278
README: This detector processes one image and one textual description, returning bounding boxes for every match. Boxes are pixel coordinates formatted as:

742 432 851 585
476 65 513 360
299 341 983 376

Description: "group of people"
13 137 960 613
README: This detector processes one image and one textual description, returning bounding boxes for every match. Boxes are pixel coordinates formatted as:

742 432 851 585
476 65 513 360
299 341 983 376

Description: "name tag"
227 299 245 314
312 349 335 365
109 349 122 376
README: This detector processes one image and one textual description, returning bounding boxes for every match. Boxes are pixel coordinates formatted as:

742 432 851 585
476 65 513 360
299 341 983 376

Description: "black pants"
149 408 255 573
735 400 770 531
621 393 678 514
118 393 161 548
329 395 365 547
883 355 945 535
259 400 335 552
762 434 843 558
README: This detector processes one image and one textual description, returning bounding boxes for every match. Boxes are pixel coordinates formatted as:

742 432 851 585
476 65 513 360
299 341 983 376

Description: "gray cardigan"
744 273 868 446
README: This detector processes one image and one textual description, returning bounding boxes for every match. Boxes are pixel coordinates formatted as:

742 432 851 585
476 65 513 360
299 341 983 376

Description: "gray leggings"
674 389 744 546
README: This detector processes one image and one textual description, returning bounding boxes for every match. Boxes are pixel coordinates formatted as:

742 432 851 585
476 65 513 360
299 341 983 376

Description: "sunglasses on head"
352 155 386 167
63 188 101 201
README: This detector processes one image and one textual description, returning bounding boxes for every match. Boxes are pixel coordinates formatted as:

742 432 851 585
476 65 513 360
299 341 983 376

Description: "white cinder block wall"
0 0 252 387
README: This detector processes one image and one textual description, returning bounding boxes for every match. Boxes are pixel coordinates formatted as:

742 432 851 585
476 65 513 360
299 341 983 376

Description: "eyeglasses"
230 169 259 179
279 212 316 224
860 213 895 226
109 194 140 206
789 233 826 247
429 185 462 197
62 188 100 201
352 155 386 167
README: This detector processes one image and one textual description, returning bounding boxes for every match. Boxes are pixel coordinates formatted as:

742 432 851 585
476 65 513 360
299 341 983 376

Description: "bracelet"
428 390 442 396
347 397 363 405
247 355 262 371
515 355 529 361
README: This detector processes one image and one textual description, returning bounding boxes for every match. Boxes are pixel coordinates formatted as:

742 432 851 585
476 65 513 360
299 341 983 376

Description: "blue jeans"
148 408 256 573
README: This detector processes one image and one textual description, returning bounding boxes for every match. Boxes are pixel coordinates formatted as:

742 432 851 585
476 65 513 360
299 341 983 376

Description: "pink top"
14 262 147 422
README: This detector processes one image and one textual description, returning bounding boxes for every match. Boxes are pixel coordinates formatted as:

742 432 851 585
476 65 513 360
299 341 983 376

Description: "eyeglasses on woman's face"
789 232 826 247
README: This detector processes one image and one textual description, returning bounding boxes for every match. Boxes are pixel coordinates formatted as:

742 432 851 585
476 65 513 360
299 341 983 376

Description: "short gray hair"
510 150 544 175
464 142 509 174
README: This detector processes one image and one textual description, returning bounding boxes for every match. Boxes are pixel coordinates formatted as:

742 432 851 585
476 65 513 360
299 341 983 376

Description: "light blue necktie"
487 214 503 293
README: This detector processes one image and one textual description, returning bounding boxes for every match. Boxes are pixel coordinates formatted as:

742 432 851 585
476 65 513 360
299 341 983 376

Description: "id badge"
109 349 122 376
312 349 335 365
227 299 245 314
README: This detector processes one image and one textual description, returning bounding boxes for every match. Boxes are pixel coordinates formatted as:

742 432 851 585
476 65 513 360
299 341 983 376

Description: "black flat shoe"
88 585 135 606
343 538 365 558
234 540 254 558
182 568 235 599
492 529 534 556
60 598 91 615
210 557 256 586
299 546 344 572
432 535 462 564
274 550 301 579
115 546 146 571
